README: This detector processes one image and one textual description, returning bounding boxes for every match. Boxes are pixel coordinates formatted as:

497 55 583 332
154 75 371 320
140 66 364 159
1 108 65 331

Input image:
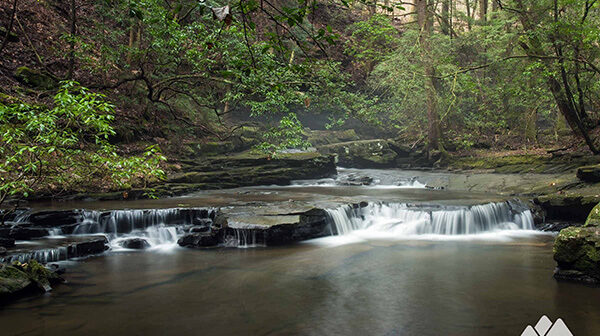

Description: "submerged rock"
553 203 600 284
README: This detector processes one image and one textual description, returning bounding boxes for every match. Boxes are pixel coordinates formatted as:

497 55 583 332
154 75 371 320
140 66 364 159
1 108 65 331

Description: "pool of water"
2 235 598 336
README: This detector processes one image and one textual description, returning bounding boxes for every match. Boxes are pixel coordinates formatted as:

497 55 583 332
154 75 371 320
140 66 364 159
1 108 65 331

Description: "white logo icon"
521 315 573 336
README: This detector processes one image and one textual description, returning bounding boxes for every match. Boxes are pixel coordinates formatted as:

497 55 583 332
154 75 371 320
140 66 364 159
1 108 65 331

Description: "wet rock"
119 238 150 249
0 247 6 256
317 140 398 168
28 210 82 228
0 260 63 303
225 208 333 246
0 227 49 240
66 237 108 257
553 203 600 284
0 237 15 248
178 232 219 247
192 218 213 227
534 194 598 222
338 173 373 186
576 164 600 183
190 226 211 233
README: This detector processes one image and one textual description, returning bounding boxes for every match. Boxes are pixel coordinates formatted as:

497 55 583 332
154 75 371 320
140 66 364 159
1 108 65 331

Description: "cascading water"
224 223 266 248
72 208 215 248
325 201 534 237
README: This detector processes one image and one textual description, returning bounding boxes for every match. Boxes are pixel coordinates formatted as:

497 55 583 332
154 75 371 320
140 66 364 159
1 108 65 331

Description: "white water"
291 167 427 188
224 223 266 248
319 201 538 245
71 208 214 250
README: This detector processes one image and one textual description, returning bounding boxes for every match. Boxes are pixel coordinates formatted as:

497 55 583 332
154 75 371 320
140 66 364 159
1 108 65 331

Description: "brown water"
2 235 599 336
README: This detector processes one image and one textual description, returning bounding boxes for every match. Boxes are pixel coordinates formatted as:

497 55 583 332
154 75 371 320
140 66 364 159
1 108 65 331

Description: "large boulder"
0 260 63 303
317 139 398 168
553 203 600 283
14 67 57 90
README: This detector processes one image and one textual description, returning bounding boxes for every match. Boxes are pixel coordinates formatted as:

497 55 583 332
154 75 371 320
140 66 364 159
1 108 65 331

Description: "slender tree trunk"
416 0 441 153
369 0 377 16
67 0 76 79
0 0 18 56
465 0 472 30
512 0 598 153
441 0 450 35
479 0 487 23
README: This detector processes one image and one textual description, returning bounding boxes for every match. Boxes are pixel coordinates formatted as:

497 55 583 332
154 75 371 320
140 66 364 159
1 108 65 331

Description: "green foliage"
345 14 399 75
257 113 311 154
0 81 165 204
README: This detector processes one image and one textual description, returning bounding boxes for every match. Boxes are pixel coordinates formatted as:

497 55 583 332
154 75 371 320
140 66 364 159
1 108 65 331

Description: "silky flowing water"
1 169 599 335
2 236 600 335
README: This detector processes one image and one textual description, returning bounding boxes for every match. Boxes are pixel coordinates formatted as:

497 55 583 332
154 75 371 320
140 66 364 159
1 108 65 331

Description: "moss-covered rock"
553 204 600 284
317 139 398 168
535 194 600 222
305 129 360 146
0 260 63 302
576 164 600 183
14 66 57 90
167 151 336 189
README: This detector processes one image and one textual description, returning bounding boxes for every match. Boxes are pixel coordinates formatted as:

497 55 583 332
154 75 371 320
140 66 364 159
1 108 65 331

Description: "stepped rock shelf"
1 194 537 264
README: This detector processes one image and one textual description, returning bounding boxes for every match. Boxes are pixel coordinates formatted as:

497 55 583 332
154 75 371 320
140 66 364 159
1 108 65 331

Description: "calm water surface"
1 235 599 336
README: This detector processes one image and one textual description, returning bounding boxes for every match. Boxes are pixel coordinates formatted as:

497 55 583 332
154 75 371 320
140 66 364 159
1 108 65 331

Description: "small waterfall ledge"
1 200 539 263
324 200 535 236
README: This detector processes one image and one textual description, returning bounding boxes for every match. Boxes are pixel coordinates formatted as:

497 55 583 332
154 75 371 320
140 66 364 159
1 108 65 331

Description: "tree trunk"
67 0 76 79
512 0 598 153
0 0 18 56
441 0 450 35
465 0 472 30
479 0 487 23
416 0 441 153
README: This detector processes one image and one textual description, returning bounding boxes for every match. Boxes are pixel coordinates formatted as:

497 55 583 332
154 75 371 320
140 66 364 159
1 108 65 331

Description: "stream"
1 168 599 335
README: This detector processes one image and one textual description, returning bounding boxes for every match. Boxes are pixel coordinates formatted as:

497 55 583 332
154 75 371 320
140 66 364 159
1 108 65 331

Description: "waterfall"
71 208 214 247
224 223 266 248
0 247 68 264
325 201 534 237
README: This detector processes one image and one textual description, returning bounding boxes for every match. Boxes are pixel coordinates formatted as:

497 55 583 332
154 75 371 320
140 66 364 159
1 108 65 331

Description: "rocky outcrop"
576 164 600 183
168 152 336 189
553 203 600 284
0 260 63 303
14 66 57 90
305 129 360 146
317 139 399 168
534 194 599 222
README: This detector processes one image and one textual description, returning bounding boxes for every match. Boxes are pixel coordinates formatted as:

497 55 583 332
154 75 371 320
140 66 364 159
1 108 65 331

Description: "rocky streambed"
2 166 600 304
